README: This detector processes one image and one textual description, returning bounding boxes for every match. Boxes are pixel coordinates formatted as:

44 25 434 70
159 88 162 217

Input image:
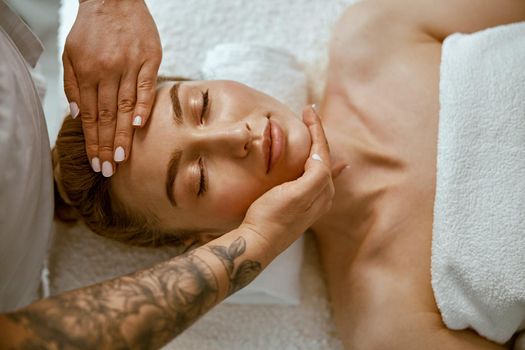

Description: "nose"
191 122 252 158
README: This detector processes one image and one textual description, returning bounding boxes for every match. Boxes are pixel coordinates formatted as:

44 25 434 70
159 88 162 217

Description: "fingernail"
114 146 125 162
91 157 101 172
102 161 113 177
312 153 323 162
69 102 80 119
311 104 321 118
132 115 142 127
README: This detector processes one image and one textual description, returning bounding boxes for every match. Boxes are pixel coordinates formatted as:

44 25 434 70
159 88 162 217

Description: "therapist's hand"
63 0 161 177
241 105 347 256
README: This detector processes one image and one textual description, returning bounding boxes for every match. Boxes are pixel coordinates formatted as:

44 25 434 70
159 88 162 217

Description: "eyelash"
200 89 209 124
198 157 207 196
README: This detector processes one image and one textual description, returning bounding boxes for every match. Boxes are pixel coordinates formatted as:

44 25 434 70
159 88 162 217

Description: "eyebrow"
165 82 185 206
170 82 184 125
165 150 182 206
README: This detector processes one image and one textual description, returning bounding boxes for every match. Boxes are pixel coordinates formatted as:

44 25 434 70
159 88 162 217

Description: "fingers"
97 79 120 177
292 159 334 201
62 51 80 119
113 71 138 164
303 105 331 171
78 85 101 172
286 105 348 201
133 60 160 128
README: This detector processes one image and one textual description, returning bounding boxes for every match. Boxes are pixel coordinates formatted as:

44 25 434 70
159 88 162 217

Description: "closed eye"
200 89 209 124
197 157 207 196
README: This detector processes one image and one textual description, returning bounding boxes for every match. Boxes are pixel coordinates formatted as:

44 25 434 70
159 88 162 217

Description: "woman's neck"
310 104 404 248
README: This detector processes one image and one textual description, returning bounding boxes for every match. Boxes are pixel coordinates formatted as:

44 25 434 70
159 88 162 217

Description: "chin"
285 119 311 177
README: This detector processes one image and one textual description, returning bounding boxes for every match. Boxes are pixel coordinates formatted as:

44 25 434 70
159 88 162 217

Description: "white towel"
432 22 525 345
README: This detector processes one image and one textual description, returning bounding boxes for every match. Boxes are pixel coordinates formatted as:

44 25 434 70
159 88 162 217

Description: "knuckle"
63 80 78 93
98 55 119 71
135 101 150 110
134 100 150 110
98 144 114 153
75 60 94 76
137 78 154 90
114 128 131 139
118 98 135 113
98 109 115 125
81 111 97 123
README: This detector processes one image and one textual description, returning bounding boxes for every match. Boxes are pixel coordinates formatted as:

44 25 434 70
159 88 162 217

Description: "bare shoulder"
334 0 525 45
326 1 433 88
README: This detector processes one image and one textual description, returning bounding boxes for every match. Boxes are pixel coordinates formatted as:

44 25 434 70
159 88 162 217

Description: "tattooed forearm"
210 237 262 294
3 237 262 350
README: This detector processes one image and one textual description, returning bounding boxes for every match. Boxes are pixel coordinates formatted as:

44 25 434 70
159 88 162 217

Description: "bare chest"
313 38 444 304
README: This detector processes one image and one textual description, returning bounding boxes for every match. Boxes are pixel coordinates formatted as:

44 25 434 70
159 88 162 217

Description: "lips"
262 120 272 173
262 117 284 174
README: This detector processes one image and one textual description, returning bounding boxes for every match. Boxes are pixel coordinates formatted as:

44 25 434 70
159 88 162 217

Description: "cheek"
211 177 269 219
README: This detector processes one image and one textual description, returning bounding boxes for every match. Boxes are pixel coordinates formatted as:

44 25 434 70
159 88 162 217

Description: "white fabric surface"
202 43 307 304
55 0 357 348
0 0 54 312
432 22 525 345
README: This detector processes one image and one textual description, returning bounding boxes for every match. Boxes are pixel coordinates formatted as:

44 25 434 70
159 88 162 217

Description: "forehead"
111 82 178 221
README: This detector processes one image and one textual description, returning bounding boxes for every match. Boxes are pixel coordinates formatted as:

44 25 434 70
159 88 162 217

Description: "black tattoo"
209 237 262 294
5 237 261 350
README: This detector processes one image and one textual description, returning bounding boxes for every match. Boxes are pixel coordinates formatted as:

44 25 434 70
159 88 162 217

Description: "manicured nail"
69 102 80 119
114 146 125 162
102 161 113 177
311 153 323 162
91 157 101 172
132 115 142 127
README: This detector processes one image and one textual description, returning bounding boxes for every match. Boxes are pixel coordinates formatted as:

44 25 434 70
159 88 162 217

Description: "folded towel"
202 43 308 304
432 21 525 344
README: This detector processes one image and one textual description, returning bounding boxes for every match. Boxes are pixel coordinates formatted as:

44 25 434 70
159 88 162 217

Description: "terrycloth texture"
202 43 307 304
55 0 357 348
57 0 356 112
202 44 308 116
432 22 525 345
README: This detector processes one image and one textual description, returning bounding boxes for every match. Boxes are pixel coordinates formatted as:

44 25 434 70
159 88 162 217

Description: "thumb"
62 51 80 119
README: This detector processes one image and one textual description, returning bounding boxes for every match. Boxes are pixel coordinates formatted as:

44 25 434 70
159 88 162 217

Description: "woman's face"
113 80 311 237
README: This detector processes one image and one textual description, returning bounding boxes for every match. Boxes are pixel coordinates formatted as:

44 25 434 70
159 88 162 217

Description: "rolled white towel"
432 21 525 345
202 43 308 305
